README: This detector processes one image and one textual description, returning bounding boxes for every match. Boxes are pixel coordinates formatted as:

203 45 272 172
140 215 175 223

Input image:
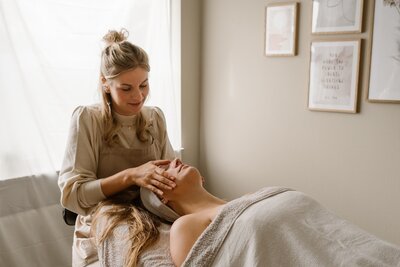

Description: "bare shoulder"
170 213 210 266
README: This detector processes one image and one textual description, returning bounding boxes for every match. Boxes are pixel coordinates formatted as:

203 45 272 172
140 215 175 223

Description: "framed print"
368 0 400 103
265 2 298 56
308 40 361 113
311 0 364 34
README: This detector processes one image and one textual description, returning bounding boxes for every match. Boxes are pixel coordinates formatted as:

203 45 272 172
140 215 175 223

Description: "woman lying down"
91 159 400 267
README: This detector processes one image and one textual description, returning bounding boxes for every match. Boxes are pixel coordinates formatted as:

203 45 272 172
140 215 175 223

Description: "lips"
128 102 142 106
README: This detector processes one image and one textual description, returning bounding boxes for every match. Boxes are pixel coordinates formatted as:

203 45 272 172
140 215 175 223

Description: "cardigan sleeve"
58 106 106 215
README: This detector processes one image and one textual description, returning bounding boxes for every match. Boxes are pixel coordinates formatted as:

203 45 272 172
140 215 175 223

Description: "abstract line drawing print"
312 0 363 33
317 0 355 27
369 0 400 101
383 0 400 15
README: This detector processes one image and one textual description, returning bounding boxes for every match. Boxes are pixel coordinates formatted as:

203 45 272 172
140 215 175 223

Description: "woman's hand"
130 160 176 197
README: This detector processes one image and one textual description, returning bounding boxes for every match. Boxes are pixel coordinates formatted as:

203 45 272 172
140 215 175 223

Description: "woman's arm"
58 106 105 215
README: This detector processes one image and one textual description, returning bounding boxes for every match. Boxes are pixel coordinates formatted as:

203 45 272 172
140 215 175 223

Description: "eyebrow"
120 78 148 87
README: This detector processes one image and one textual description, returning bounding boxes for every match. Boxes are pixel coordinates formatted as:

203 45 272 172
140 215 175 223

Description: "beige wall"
181 0 202 166
198 0 400 245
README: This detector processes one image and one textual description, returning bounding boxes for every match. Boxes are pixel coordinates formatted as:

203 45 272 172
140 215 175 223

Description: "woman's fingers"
150 178 172 190
151 173 175 190
136 160 178 196
147 184 164 196
152 159 171 166
155 167 176 181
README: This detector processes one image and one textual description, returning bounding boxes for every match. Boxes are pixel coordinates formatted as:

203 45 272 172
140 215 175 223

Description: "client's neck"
168 188 226 216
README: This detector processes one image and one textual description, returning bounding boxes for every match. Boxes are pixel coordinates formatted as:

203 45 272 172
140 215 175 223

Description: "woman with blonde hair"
58 28 176 266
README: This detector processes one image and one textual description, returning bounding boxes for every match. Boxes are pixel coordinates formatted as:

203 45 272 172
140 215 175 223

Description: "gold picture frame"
308 40 361 113
265 2 298 56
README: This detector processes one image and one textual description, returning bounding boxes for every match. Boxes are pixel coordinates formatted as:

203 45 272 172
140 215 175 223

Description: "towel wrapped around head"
140 187 180 222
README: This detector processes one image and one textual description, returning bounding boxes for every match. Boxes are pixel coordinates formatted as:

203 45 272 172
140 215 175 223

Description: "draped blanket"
182 187 400 267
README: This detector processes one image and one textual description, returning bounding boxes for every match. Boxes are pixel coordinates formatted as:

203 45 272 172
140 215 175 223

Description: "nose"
172 158 182 168
130 87 144 102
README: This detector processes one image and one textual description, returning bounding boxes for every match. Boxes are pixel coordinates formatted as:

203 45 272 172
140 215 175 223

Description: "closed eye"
139 83 148 89
118 86 131 91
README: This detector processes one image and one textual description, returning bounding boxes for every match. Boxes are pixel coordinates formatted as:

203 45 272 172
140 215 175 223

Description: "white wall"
198 0 400 245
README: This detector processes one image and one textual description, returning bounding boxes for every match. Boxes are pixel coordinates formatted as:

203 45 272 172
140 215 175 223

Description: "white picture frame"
308 40 361 113
311 0 364 34
368 0 400 103
265 2 298 56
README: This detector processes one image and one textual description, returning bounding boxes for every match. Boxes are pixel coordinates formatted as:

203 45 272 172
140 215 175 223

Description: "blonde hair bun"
102 28 129 46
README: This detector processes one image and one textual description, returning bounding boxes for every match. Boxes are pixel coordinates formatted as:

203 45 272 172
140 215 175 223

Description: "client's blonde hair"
99 28 152 145
91 196 160 267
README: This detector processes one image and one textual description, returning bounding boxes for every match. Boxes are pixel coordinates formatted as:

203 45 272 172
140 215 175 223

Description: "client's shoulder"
170 213 208 238
171 209 214 234
170 213 210 266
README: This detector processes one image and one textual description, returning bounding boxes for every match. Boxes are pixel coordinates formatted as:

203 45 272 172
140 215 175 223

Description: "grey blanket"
182 187 400 267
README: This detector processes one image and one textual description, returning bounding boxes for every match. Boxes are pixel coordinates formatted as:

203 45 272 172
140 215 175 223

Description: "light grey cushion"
140 187 180 222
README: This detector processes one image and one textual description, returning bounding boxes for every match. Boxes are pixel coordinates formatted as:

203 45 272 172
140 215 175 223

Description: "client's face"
160 158 201 183
159 158 203 199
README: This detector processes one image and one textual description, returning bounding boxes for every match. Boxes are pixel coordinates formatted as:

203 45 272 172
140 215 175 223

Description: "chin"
187 167 202 182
